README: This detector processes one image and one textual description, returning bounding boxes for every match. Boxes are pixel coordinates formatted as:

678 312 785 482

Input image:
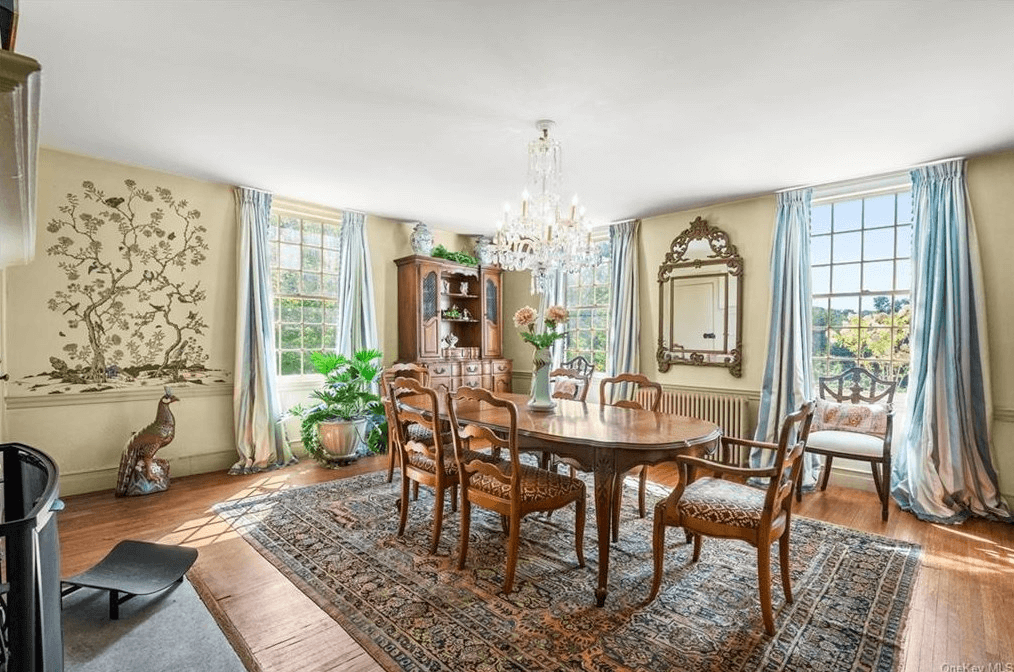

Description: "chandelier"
492 120 599 294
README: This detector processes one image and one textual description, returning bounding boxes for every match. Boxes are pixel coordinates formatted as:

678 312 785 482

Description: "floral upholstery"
553 380 579 399
406 448 499 476
469 463 585 503
811 398 889 438
677 477 766 528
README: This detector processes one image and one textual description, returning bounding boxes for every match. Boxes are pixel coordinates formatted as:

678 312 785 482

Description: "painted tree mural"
45 179 210 384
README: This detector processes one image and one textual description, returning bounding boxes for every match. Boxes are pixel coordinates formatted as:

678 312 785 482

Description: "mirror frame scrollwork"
656 216 744 377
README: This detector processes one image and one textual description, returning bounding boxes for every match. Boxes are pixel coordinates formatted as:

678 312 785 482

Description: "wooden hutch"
395 255 512 394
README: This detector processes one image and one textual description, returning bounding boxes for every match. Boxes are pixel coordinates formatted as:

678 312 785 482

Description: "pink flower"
513 306 537 328
545 305 569 324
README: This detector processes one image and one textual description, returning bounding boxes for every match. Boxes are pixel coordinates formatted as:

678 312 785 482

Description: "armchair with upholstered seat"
799 367 896 521
550 355 595 402
600 373 662 541
446 387 586 595
648 401 815 635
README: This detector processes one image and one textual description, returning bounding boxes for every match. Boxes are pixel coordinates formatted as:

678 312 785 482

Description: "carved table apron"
440 392 721 607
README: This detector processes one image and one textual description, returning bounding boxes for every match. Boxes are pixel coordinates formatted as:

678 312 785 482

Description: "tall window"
810 189 912 391
564 240 611 372
267 211 342 375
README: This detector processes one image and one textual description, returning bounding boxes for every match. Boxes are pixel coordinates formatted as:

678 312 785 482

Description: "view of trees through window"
267 213 342 375
565 240 611 372
811 190 912 391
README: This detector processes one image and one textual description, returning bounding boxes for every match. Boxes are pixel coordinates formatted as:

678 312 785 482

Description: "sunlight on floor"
156 470 300 548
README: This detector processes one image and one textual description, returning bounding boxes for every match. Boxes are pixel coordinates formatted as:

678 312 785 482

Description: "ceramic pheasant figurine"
114 387 180 497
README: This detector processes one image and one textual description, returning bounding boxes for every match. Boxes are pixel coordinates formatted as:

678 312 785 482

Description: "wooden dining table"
443 391 721 607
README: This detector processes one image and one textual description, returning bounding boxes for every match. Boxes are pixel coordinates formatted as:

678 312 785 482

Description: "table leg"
593 452 615 607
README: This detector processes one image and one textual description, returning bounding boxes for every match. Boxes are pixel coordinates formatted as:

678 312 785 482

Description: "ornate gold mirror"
657 217 743 377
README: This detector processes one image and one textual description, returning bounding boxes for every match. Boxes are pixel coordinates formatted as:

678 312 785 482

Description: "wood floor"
58 457 1014 672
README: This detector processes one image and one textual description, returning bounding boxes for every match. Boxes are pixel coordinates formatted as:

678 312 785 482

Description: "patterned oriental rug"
215 472 921 672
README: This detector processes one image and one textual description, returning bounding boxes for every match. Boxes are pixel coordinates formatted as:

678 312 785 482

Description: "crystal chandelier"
492 120 599 294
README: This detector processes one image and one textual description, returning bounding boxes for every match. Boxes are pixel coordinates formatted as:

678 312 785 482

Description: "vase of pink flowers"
513 304 569 412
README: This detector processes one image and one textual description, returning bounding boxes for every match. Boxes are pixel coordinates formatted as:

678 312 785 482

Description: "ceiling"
20 1 1014 234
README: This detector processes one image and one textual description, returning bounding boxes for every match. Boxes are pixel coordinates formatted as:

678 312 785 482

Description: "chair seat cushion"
406 449 498 476
469 463 585 503
553 380 579 399
812 398 889 437
807 430 886 458
405 423 436 442
677 477 765 528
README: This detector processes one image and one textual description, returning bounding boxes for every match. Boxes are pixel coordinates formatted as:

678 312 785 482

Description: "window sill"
276 374 325 392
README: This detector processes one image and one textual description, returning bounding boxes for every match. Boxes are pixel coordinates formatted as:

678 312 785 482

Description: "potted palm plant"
299 348 387 467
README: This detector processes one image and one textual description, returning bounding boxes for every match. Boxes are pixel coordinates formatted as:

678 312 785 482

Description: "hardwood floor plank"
56 455 1014 671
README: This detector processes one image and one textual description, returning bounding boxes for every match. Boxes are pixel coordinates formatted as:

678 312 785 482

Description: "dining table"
442 391 722 607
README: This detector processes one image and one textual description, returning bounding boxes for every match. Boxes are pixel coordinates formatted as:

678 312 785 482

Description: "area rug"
62 575 249 672
215 472 920 671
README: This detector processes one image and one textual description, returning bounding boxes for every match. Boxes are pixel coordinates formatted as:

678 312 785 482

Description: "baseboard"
59 450 238 496
825 463 877 493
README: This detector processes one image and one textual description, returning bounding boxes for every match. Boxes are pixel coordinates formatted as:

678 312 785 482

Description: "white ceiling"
20 1 1014 234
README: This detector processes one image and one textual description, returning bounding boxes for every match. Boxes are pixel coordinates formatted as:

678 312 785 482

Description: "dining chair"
446 387 586 595
550 355 595 402
387 376 498 554
384 362 430 483
648 401 815 635
541 356 596 477
599 373 662 542
798 367 896 521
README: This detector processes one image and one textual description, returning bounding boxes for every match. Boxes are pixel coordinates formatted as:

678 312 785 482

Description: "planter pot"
316 418 369 463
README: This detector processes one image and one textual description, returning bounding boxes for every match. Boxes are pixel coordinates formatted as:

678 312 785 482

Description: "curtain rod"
776 156 966 194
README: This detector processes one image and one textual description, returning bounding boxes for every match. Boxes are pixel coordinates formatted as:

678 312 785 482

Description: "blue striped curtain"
605 219 640 402
754 189 820 486
892 160 1011 523
231 187 295 474
334 211 379 356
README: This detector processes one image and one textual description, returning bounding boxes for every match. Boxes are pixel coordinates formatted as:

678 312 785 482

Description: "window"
267 210 342 375
564 240 611 372
810 188 912 391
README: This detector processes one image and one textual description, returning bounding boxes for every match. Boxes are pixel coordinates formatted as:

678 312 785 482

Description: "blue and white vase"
410 222 434 255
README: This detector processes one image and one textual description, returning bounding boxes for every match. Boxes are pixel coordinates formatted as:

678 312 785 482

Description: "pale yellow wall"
639 197 777 398
4 148 240 494
966 149 1014 500
501 270 540 390
1 149 466 494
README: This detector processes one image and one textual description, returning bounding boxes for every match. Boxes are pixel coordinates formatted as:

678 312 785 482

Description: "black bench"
61 540 198 619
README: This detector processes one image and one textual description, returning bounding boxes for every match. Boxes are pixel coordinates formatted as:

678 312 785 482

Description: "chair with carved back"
384 362 430 483
648 401 815 635
799 366 897 521
550 355 595 402
599 373 662 542
446 387 586 595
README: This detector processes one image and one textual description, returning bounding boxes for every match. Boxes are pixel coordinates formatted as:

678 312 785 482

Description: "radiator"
635 388 752 464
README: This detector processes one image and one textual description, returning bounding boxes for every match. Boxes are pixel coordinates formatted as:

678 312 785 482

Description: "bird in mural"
114 387 180 497
104 197 125 208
